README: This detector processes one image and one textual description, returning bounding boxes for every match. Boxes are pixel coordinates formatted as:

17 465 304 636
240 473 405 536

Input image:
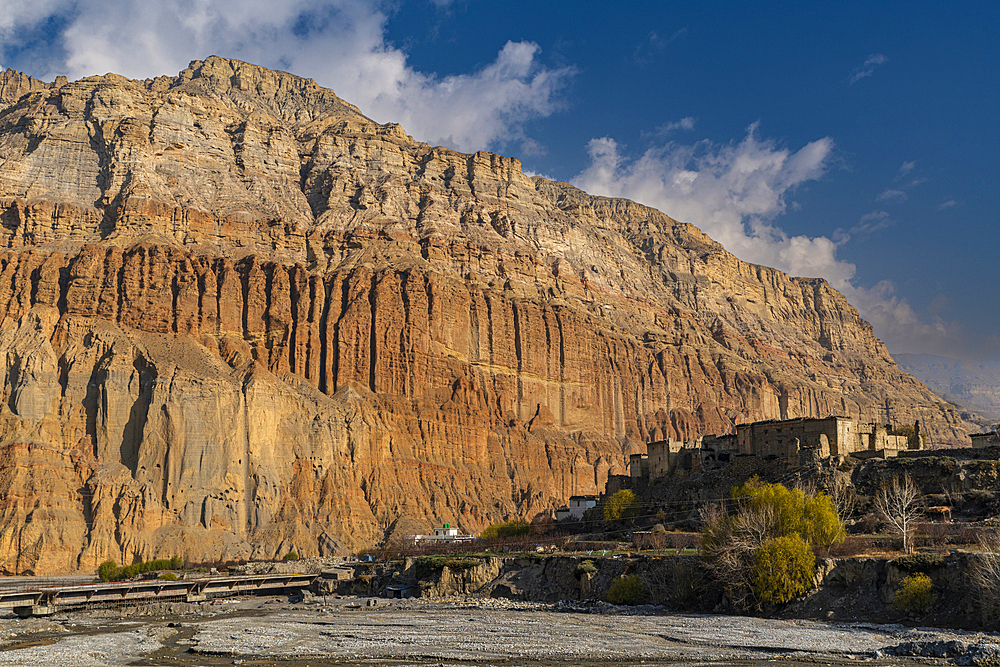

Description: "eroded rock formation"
0 56 973 573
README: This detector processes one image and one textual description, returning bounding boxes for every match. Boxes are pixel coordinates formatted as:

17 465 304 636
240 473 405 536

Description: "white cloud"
847 210 894 237
635 27 688 61
572 125 855 289
571 126 961 357
841 280 961 356
849 53 888 84
897 160 915 176
519 137 547 157
643 116 696 139
937 199 958 211
0 0 573 154
877 188 907 201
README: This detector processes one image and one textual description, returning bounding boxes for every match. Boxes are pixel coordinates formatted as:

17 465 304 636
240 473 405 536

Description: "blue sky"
1 0 996 362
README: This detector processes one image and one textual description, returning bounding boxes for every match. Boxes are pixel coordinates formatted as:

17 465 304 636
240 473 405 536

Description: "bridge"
0 573 319 617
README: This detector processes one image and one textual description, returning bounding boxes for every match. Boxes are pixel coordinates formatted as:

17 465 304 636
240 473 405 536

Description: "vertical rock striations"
0 57 973 573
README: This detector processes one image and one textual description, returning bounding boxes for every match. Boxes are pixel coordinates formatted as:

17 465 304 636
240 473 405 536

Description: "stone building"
643 433 738 478
637 415 917 480
629 453 648 480
735 416 910 461
971 431 1000 448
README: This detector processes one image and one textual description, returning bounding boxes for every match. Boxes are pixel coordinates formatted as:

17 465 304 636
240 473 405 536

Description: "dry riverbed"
1 595 999 666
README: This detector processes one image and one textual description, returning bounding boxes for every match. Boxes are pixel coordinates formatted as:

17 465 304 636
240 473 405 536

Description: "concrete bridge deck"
0 573 318 617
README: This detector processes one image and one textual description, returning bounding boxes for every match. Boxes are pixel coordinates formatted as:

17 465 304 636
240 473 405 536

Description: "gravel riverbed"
1 595 998 666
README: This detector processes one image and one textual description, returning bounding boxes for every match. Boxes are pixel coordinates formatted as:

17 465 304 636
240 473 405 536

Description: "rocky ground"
1 595 1000 666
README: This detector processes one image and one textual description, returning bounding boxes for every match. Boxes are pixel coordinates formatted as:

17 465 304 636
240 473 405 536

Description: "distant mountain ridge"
893 353 1000 420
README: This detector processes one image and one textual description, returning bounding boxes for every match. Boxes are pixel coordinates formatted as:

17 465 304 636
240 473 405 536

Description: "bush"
893 553 945 572
442 558 481 572
159 572 178 581
828 535 877 557
894 573 936 612
99 556 181 581
606 574 646 605
575 559 598 579
283 551 299 561
603 490 640 524
414 556 482 580
98 560 119 582
480 518 532 540
855 513 881 534
751 535 816 605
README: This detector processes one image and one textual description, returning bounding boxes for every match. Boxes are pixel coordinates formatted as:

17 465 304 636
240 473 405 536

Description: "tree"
480 518 532 540
826 475 857 525
972 530 1000 624
873 473 922 553
603 490 640 524
891 421 926 449
893 573 936 612
730 479 845 547
98 560 119 582
803 492 847 547
606 574 647 605
700 479 845 609
751 535 816 605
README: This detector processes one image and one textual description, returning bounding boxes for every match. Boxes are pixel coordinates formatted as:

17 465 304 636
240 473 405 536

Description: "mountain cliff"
0 57 973 573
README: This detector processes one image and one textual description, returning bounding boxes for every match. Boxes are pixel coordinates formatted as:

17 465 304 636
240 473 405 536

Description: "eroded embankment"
322 552 995 630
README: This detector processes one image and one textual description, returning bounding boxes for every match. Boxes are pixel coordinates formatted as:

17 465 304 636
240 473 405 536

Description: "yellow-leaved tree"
603 489 641 524
701 478 844 609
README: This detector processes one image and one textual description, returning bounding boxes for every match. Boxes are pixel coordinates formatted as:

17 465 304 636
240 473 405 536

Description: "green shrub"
606 574 647 605
575 559 598 579
603 490 640 524
443 558 480 572
159 572 178 581
283 551 299 561
480 518 532 540
100 556 182 581
414 555 482 580
98 560 119 582
894 573 936 612
893 554 945 572
751 535 816 605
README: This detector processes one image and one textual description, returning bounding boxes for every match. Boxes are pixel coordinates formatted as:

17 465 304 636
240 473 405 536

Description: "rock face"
0 57 974 573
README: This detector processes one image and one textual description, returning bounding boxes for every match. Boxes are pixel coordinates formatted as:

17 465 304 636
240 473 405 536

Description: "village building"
411 524 475 543
555 495 598 521
637 415 919 481
971 431 999 448
629 453 648 481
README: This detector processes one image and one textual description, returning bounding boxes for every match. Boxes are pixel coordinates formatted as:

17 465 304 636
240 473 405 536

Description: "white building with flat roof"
412 523 474 543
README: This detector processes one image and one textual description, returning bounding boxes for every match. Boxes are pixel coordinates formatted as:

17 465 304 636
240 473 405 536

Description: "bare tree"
973 529 1000 625
873 473 922 553
827 475 857 524
699 501 777 610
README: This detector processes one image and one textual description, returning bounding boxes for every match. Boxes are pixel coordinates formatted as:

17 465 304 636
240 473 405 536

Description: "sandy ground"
0 595 998 666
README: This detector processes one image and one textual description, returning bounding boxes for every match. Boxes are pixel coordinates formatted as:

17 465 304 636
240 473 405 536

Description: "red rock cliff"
0 57 972 573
